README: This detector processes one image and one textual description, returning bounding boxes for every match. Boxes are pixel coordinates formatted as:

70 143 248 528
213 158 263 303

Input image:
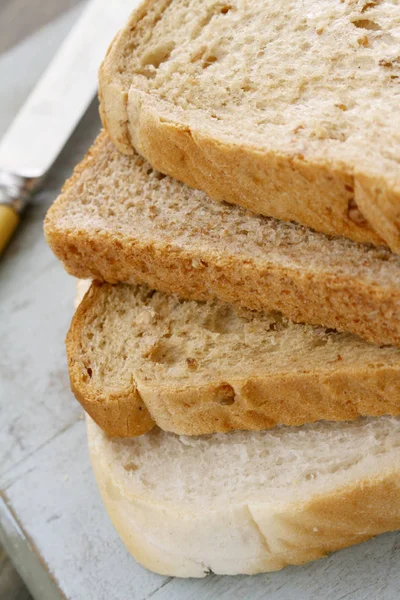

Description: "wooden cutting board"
0 5 399 600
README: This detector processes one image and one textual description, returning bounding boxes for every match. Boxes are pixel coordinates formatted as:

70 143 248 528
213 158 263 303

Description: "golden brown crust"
68 282 400 438
256 469 400 569
140 367 400 436
128 100 387 248
45 147 400 349
66 282 155 437
98 1 400 253
98 0 165 154
88 415 400 576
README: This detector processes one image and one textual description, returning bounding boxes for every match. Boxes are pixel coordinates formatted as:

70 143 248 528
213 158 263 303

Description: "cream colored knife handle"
0 171 38 254
0 204 19 254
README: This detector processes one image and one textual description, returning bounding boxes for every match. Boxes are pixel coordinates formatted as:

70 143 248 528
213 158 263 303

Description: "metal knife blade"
0 0 134 179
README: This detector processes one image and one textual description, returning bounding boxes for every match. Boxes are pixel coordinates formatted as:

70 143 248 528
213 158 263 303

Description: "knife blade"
0 0 136 253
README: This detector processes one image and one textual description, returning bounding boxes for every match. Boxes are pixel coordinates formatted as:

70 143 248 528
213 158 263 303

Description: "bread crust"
87 416 400 577
67 282 156 437
68 282 400 438
99 1 400 253
45 134 400 349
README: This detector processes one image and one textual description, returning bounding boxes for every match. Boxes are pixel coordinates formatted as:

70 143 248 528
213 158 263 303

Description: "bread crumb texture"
100 0 400 250
68 280 400 436
88 413 400 576
122 0 400 163
89 414 400 507
76 283 400 387
46 134 400 347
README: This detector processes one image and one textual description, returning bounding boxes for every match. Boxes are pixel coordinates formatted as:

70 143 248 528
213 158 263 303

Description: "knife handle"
0 171 37 255
0 204 19 254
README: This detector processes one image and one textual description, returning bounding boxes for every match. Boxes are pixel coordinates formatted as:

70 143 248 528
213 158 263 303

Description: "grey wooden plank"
3 420 168 600
0 543 32 600
0 0 83 54
0 496 63 600
0 4 99 487
0 7 106 600
0 201 82 484
0 7 86 600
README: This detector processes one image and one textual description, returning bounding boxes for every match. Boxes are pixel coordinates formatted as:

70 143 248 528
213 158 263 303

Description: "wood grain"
0 4 82 598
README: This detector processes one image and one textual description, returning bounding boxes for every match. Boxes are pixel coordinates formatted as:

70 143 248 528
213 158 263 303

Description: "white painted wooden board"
0 5 399 600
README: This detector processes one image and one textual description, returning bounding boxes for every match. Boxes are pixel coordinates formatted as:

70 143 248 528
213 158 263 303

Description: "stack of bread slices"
45 0 400 578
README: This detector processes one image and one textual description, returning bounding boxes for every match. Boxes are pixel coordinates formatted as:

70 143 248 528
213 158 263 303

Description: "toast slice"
68 281 400 438
45 133 400 348
99 0 400 252
87 414 400 576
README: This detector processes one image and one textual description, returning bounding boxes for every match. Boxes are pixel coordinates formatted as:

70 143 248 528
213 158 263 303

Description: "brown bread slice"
45 132 400 347
99 0 400 251
67 280 400 438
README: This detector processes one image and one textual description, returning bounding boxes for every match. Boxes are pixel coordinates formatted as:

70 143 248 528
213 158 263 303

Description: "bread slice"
45 133 400 348
99 0 400 252
86 414 400 577
68 280 400 438
72 280 155 437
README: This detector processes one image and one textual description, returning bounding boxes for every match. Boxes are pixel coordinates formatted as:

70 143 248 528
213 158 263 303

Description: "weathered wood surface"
0 4 82 599
0 0 81 54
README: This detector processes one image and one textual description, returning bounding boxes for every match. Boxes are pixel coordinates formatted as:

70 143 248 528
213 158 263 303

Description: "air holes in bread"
145 340 180 365
203 305 240 333
220 5 231 14
217 383 235 405
193 4 232 39
348 199 368 227
202 55 218 69
361 0 382 13
123 462 139 472
352 19 381 31
141 41 175 70
86 367 93 378
68 244 79 256
379 57 400 68
311 337 328 348
186 357 198 370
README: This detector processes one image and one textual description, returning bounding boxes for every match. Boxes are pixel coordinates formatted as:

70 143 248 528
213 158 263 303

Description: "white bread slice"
86 414 400 577
45 133 400 348
99 0 400 252
67 280 400 438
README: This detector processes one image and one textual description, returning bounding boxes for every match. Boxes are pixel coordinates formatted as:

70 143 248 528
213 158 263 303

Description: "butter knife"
0 0 134 254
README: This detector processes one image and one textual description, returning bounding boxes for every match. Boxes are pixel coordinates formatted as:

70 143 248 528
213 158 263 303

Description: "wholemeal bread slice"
45 133 400 348
87 414 400 576
99 0 400 252
68 280 400 438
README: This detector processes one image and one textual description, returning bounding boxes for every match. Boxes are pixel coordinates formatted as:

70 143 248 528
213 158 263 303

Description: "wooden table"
0 4 400 600
0 4 80 598
0 0 81 55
